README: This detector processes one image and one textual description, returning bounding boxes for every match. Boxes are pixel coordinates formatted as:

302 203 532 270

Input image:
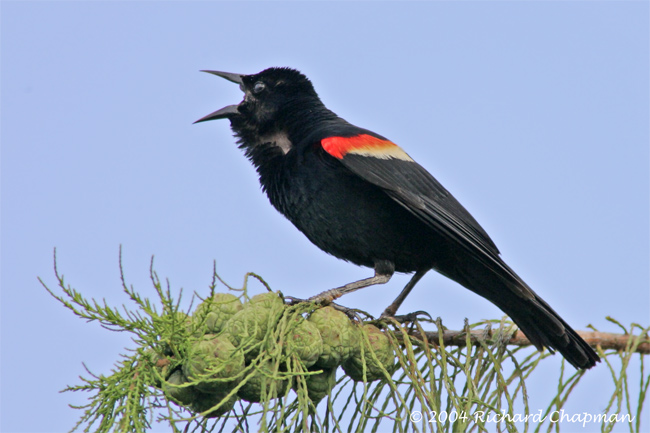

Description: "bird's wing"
320 133 526 288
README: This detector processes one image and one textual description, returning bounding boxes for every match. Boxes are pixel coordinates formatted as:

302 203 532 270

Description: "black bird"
195 67 599 370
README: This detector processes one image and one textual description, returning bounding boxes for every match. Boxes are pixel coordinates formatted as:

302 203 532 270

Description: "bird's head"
194 67 320 134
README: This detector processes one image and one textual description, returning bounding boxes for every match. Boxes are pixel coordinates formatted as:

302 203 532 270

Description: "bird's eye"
253 81 266 94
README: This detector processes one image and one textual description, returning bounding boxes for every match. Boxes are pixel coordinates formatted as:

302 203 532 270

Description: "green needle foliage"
41 251 649 433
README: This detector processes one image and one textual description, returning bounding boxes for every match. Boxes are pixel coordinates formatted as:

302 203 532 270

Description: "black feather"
197 66 600 369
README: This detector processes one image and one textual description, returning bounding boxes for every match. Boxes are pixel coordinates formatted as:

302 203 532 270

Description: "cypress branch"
40 250 650 433
405 328 650 354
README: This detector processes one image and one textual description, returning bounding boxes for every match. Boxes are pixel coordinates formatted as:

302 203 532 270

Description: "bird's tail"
450 258 600 370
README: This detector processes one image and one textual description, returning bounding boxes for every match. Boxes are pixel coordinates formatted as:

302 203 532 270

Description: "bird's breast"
260 149 443 271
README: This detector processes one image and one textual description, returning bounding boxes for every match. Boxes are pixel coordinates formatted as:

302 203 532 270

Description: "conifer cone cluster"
150 292 396 417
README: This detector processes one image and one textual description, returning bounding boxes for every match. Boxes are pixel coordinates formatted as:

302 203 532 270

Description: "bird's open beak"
202 70 244 86
194 70 245 123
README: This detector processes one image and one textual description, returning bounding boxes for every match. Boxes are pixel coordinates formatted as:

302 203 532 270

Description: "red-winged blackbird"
195 67 599 370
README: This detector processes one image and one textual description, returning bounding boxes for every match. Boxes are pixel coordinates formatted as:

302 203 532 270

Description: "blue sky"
2 1 648 432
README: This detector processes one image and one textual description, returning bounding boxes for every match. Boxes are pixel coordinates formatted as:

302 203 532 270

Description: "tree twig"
407 328 650 354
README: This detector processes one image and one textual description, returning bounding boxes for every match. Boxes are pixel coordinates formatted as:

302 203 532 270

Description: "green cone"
237 360 287 403
249 291 285 309
342 324 395 382
193 293 243 334
308 306 360 368
224 292 285 360
183 335 244 394
293 366 337 404
189 389 238 418
162 369 196 406
285 316 323 368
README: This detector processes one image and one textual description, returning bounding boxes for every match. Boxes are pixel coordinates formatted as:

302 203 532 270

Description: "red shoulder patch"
321 134 413 161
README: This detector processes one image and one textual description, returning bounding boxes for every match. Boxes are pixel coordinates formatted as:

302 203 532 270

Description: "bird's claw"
283 295 307 306
283 293 335 306
282 295 372 323
381 310 433 324
329 304 374 323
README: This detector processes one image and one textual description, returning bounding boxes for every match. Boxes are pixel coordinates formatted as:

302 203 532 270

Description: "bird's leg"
307 260 395 305
286 260 394 308
380 268 429 318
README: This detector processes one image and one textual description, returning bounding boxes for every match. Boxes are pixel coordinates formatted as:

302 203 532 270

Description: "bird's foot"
284 295 373 323
283 295 309 306
284 287 341 306
331 304 374 322
380 310 433 324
